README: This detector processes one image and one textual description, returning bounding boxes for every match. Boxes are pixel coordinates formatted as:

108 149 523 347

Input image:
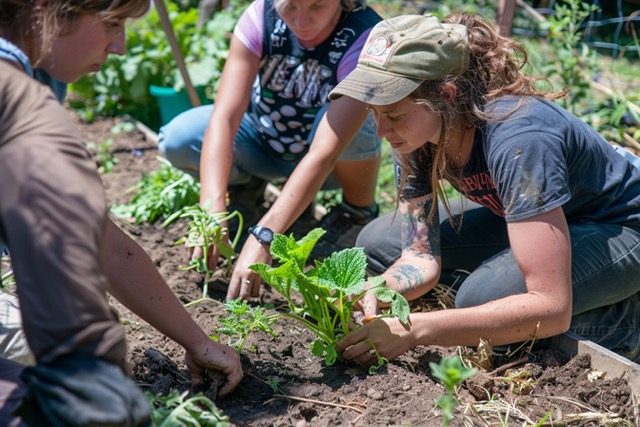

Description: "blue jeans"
356 198 640 362
158 103 380 189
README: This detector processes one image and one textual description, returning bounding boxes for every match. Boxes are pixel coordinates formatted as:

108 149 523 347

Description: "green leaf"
368 277 410 324
270 228 325 267
429 357 477 394
316 248 367 294
310 339 326 357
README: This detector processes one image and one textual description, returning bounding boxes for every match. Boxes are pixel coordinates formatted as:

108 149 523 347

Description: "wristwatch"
248 224 274 245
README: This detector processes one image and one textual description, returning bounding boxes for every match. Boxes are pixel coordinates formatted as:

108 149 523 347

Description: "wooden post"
496 0 517 36
152 0 201 108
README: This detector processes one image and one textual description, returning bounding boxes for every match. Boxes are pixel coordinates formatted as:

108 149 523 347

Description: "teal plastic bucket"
149 85 210 125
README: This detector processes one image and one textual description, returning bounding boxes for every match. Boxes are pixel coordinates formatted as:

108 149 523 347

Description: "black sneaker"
311 201 379 259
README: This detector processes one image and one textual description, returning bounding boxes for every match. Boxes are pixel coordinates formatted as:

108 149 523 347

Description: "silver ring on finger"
244 280 251 285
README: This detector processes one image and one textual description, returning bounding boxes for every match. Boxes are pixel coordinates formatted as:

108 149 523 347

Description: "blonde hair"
0 0 149 66
395 11 566 222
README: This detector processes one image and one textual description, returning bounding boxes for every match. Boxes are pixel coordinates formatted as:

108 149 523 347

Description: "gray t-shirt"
398 96 640 225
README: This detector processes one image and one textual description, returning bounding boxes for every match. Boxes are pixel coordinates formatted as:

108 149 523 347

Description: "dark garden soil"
74 112 639 427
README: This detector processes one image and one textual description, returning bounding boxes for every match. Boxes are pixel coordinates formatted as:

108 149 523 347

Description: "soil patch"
74 112 639 426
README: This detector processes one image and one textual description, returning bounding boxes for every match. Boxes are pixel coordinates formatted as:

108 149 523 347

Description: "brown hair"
395 11 566 222
0 0 149 66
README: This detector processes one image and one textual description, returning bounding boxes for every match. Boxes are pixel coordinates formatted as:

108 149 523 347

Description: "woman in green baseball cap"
333 13 640 365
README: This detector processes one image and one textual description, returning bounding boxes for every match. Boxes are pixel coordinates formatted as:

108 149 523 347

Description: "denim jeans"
356 198 640 362
158 103 380 189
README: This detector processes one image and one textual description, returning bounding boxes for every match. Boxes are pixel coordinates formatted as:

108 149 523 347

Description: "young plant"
541 0 599 114
216 299 277 352
86 137 118 174
163 200 243 305
430 356 477 427
146 390 230 427
111 157 201 224
249 228 410 369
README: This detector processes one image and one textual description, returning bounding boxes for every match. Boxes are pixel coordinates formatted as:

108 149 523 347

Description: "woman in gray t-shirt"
329 13 640 365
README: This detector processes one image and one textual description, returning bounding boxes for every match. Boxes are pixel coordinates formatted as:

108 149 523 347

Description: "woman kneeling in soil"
0 1 241 425
159 0 384 300
332 13 640 365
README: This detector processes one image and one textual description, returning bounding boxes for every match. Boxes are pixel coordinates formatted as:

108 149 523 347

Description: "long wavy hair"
0 0 149 67
395 11 566 222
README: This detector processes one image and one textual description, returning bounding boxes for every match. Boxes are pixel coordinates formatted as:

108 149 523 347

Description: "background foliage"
70 0 640 215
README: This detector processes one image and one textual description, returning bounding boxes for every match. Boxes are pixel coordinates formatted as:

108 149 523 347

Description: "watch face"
251 226 273 244
257 228 273 243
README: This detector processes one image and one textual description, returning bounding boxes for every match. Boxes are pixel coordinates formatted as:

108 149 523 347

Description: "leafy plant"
111 157 201 224
69 1 242 130
216 299 277 352
540 0 599 114
430 356 477 427
248 228 410 369
523 0 639 149
163 200 243 304
146 390 230 427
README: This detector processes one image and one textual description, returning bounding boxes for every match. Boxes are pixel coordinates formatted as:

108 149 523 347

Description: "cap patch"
361 35 391 66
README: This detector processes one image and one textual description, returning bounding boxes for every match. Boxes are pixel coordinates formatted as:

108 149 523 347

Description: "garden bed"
77 112 639 426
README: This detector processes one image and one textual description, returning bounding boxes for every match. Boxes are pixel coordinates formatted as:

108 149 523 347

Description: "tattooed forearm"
390 264 425 292
401 198 441 259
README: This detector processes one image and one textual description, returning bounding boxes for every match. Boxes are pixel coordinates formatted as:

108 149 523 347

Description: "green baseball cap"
329 14 469 105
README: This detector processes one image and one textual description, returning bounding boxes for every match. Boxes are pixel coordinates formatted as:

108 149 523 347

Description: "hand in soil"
183 340 243 397
338 316 415 366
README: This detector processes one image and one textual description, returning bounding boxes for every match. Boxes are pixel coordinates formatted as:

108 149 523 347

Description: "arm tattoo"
390 264 425 292
401 198 441 259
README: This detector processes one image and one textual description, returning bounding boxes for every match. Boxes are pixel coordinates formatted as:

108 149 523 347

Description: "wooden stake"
152 0 201 108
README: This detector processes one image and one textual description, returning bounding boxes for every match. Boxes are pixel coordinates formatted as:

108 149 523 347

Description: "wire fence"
394 0 640 58
511 0 640 58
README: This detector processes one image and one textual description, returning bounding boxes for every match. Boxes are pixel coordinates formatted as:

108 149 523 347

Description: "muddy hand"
185 340 243 397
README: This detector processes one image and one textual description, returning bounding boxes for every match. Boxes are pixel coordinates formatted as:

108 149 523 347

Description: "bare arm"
199 35 260 213
340 206 573 363
102 219 243 396
227 97 370 299
190 35 260 271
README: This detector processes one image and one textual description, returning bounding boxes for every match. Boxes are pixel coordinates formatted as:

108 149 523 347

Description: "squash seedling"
244 228 410 371
162 199 243 306
430 356 477 426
